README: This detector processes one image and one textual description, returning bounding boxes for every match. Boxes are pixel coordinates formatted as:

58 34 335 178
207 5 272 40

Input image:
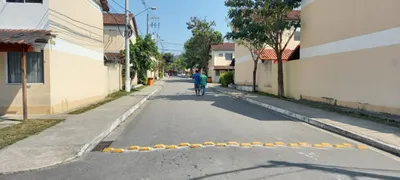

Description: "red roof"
211 43 235 51
258 48 294 61
287 10 301 20
0 29 53 45
100 0 110 12
103 13 139 37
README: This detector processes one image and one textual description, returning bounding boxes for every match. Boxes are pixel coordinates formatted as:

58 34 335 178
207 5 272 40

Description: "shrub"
219 71 234 87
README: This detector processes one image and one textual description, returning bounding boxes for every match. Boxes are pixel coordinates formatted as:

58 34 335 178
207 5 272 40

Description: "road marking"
100 141 368 153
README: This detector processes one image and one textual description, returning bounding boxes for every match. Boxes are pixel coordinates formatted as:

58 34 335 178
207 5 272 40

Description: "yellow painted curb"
179 143 191 147
342 143 352 147
203 141 215 146
103 148 114 152
166 145 178 149
357 145 368 150
139 147 153 151
128 146 140 150
333 144 345 148
216 143 227 147
154 144 166 149
240 143 252 147
252 142 262 146
321 143 332 147
288 143 299 148
274 142 285 146
299 142 310 147
263 143 274 147
313 144 323 148
191 144 203 148
112 148 125 153
227 141 239 146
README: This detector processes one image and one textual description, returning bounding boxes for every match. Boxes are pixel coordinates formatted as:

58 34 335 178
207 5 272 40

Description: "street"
2 77 400 180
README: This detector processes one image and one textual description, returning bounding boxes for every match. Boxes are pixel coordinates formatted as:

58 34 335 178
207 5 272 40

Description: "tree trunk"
277 56 284 97
252 59 258 92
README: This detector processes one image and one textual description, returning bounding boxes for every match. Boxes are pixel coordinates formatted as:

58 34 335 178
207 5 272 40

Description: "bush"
219 71 234 87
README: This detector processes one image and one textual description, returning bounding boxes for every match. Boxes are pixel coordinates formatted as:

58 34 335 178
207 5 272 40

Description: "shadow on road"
151 88 292 121
189 160 400 180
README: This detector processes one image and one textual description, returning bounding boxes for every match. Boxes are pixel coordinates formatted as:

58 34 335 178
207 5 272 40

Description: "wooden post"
21 45 28 120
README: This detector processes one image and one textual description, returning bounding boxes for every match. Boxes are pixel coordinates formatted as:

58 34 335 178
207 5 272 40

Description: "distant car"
178 73 185 77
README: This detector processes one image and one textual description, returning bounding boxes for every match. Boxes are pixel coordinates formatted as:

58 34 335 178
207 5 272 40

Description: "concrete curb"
212 87 400 157
1 87 161 175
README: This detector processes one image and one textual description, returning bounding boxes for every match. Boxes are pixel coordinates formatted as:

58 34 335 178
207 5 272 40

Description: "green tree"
162 52 175 65
123 34 159 84
226 0 301 96
184 17 223 74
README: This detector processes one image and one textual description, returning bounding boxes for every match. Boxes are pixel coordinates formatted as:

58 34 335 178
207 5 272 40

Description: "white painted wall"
0 0 49 29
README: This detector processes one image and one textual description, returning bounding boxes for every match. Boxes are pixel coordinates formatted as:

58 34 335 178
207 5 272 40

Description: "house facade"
234 10 300 92
0 0 116 115
288 0 400 115
103 13 139 88
208 43 235 82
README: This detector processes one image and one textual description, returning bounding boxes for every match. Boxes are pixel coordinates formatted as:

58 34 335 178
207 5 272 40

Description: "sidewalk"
211 85 400 157
0 83 162 174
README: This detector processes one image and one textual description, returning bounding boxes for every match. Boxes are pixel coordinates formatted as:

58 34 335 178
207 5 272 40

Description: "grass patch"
254 91 400 128
69 86 146 115
0 119 63 149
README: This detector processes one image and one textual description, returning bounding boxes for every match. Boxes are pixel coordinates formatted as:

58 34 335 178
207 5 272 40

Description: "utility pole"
124 0 131 92
146 13 149 35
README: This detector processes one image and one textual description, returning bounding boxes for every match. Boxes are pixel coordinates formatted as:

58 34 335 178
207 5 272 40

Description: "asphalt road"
2 77 400 180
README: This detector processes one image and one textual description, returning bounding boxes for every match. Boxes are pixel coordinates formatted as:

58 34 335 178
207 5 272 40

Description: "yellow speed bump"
274 142 285 146
103 147 114 152
288 143 299 148
227 141 239 146
357 145 368 150
263 143 274 147
203 141 215 146
333 144 345 148
343 143 352 147
139 147 153 151
128 146 140 150
166 145 178 149
111 148 125 153
216 143 227 147
179 143 191 147
191 144 203 148
154 144 166 149
321 143 332 147
240 143 252 147
313 144 323 148
252 142 262 146
299 142 310 147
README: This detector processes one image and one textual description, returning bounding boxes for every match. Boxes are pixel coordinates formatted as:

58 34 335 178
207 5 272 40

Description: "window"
225 53 233 60
7 52 44 84
6 0 43 3
218 53 223 57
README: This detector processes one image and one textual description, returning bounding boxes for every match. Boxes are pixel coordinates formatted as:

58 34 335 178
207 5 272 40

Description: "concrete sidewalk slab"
0 84 162 174
211 85 400 157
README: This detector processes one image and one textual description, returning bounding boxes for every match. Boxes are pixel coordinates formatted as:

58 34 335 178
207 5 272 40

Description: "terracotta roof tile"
0 29 54 45
211 43 235 51
103 13 133 25
258 48 294 61
287 10 301 20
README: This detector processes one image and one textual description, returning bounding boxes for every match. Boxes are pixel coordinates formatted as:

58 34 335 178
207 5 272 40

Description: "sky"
108 0 231 55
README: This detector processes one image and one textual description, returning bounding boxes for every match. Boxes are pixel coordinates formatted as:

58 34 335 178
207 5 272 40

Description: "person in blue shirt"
193 70 201 96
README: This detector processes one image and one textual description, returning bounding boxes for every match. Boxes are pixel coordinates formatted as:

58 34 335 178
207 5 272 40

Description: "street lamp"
124 5 156 92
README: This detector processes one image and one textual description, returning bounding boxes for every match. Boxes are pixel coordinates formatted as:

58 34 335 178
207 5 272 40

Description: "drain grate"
92 141 113 152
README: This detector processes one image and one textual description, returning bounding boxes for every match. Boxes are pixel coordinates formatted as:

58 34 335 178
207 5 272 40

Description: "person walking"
193 70 201 96
200 72 207 96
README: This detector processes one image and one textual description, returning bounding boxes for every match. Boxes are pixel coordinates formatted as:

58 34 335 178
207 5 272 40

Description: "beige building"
287 0 400 115
103 13 139 87
208 43 235 82
0 0 125 115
